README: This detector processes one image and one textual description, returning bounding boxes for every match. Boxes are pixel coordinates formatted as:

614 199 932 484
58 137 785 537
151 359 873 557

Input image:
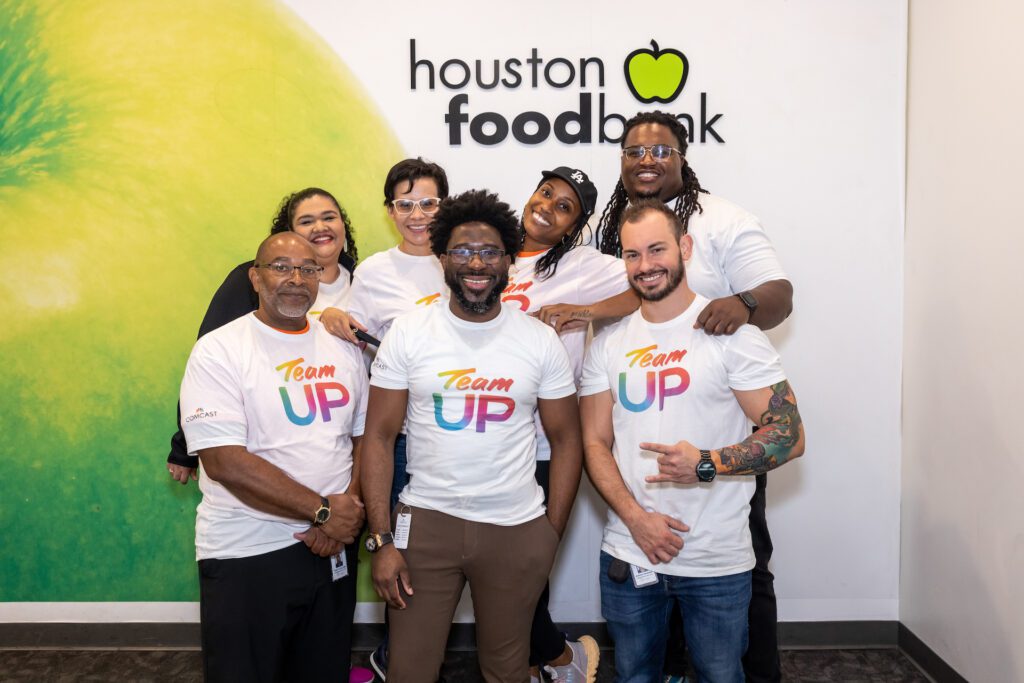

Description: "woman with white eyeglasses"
342 157 450 352
343 157 451 681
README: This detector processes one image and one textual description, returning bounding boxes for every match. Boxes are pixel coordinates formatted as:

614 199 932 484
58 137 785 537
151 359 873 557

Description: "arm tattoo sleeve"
717 380 803 475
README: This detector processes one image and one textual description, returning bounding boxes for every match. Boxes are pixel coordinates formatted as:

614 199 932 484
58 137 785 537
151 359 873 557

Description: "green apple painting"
624 40 689 104
0 0 400 601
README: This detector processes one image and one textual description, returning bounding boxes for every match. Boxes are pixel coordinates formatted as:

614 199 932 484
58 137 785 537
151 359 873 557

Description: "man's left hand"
294 526 343 557
694 295 749 335
642 440 701 484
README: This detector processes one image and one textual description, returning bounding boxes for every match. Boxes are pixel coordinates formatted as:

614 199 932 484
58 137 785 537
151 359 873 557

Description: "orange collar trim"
518 249 550 258
272 321 310 335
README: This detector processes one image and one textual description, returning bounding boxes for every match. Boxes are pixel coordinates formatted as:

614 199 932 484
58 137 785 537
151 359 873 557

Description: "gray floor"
0 647 931 682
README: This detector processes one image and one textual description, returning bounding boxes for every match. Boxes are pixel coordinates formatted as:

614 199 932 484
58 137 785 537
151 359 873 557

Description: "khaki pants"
387 506 560 683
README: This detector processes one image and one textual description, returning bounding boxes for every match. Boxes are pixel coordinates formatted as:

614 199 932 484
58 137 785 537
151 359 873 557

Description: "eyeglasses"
445 248 506 265
391 197 442 215
621 144 682 160
254 263 324 280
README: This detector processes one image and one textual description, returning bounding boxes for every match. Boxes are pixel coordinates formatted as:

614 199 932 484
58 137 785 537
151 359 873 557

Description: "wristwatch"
365 531 395 553
312 496 331 527
695 449 717 483
737 290 758 316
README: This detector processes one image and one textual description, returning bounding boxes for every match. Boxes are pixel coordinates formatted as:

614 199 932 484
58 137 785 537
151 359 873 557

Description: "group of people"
169 110 805 683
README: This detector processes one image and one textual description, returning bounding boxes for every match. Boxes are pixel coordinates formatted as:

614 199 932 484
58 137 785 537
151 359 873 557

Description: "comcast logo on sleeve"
624 40 688 104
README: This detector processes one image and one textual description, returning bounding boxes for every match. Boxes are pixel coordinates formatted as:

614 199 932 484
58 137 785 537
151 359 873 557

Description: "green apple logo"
624 40 689 104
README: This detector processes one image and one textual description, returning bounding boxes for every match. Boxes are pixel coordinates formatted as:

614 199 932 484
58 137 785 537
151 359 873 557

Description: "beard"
270 288 313 318
445 268 509 316
629 253 685 302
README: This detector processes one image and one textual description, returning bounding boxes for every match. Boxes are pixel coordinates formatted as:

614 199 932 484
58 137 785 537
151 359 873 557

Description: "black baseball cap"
540 166 599 223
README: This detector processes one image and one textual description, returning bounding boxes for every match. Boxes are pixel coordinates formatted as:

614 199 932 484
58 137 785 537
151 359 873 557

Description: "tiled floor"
0 647 931 682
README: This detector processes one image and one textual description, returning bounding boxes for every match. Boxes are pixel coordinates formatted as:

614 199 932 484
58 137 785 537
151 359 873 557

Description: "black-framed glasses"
445 248 506 265
254 263 324 280
621 144 682 160
391 197 442 215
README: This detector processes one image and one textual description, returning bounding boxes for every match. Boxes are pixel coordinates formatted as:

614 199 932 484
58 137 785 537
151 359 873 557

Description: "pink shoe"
350 666 375 683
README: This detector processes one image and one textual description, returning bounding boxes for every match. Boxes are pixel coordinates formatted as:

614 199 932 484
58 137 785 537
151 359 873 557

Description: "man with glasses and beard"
360 190 584 682
179 233 368 681
580 201 806 683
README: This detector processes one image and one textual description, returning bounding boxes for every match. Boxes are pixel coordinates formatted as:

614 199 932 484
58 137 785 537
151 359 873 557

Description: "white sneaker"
544 635 599 683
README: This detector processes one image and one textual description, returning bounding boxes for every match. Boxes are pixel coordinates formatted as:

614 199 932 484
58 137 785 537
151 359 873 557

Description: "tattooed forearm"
717 380 804 475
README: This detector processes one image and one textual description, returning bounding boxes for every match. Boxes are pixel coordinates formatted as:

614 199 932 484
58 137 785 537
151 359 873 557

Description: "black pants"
528 460 567 667
664 474 780 682
199 540 358 683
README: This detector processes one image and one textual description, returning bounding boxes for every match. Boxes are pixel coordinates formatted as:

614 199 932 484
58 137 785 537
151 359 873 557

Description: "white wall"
285 0 907 623
902 0 1024 680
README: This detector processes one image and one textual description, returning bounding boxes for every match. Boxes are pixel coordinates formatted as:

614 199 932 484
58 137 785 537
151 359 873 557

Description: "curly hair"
596 111 707 257
429 190 521 260
383 157 449 205
270 187 358 264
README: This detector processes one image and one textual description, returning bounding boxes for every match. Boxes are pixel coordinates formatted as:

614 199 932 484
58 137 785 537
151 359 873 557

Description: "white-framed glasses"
391 197 442 215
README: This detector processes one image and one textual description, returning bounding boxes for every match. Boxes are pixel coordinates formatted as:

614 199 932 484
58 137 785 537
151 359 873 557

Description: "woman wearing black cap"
503 166 639 683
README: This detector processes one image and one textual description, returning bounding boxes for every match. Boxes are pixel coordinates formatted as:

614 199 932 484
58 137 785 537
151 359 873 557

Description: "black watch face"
696 460 717 482
739 291 758 311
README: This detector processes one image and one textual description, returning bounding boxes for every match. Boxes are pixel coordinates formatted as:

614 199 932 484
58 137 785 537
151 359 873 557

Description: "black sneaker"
369 642 388 680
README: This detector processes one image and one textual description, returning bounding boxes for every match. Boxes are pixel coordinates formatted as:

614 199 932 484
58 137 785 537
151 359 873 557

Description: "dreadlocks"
596 111 707 256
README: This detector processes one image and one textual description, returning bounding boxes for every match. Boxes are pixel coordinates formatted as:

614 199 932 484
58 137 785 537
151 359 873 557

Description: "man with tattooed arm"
579 200 805 683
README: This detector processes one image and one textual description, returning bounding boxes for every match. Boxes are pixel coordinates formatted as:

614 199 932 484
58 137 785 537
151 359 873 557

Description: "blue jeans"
600 551 751 683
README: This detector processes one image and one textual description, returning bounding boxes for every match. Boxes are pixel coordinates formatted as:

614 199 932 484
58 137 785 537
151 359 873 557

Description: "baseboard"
898 624 968 683
0 620 897 651
0 620 966 681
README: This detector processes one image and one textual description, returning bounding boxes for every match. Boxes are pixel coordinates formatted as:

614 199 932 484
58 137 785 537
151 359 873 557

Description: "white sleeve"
346 270 381 338
538 327 577 399
577 250 630 303
723 325 787 391
719 214 788 293
179 338 247 455
579 328 612 397
369 318 410 390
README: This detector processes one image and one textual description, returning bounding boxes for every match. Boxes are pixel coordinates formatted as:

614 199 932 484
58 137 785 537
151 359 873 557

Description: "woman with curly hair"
166 186 359 482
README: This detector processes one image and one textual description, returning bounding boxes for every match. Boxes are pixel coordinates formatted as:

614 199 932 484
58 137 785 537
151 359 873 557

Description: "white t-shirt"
586 192 787 300
682 193 787 299
504 247 629 460
180 313 369 561
345 246 446 341
309 268 352 317
370 303 576 525
580 295 786 577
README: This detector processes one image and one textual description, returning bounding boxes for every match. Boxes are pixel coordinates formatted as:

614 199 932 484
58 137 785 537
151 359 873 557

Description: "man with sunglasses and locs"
361 190 584 682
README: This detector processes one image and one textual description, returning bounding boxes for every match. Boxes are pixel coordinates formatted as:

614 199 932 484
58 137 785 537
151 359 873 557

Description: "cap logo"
570 170 585 184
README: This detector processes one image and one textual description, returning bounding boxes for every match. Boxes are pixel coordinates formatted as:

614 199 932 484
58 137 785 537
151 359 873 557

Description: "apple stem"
650 40 660 53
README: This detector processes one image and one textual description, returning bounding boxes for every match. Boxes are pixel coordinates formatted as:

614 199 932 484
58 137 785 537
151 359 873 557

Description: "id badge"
630 563 658 588
330 549 349 581
394 506 412 550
